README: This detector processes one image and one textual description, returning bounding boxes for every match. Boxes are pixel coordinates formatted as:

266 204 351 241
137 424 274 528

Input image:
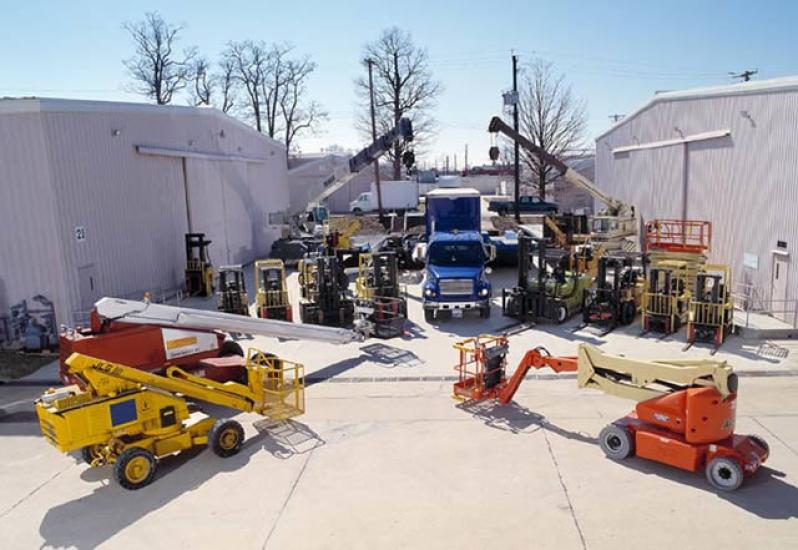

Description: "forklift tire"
219 341 244 357
705 457 743 492
114 448 157 490
480 306 491 319
209 419 245 458
598 424 634 460
554 304 568 324
620 301 636 325
81 444 105 465
424 309 435 322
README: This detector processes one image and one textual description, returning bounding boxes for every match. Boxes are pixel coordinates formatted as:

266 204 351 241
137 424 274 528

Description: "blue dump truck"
418 188 495 321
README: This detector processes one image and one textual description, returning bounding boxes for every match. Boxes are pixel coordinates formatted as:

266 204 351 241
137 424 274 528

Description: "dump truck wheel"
705 457 743 492
81 444 105 465
598 424 634 460
114 448 157 490
220 341 244 357
424 309 435 322
480 306 491 319
210 419 245 458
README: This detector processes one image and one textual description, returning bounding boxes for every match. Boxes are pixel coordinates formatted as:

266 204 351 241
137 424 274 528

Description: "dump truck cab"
422 230 493 321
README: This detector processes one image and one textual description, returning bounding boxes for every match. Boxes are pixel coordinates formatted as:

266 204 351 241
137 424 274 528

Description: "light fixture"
111 129 121 137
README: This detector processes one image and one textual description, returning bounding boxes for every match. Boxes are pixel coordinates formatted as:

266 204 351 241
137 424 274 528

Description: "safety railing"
732 295 798 329
452 335 508 401
248 349 305 420
645 219 711 254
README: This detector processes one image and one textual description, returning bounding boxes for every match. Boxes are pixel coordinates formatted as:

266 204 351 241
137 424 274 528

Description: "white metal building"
0 98 288 330
595 77 798 317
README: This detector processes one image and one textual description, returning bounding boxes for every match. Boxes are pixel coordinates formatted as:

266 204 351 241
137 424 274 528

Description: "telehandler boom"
488 116 638 250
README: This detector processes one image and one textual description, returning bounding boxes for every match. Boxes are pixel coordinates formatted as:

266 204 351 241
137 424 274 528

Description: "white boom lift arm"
94 297 364 344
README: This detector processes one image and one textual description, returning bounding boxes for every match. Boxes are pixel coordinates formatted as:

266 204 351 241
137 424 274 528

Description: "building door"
771 254 790 322
77 264 100 311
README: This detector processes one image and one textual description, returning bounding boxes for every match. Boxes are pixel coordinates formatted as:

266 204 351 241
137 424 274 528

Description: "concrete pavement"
0 377 796 549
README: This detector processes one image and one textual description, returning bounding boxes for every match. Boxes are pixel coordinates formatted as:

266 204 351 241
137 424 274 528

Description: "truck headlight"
424 288 436 298
479 288 489 297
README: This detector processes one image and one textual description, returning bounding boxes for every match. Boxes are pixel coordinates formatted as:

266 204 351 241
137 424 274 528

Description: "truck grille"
439 279 473 296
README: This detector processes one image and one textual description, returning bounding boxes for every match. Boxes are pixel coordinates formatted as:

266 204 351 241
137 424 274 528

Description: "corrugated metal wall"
0 112 70 329
595 90 798 301
0 100 288 327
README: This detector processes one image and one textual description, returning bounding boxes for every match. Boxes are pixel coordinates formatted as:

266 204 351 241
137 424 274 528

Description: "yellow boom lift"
36 350 304 490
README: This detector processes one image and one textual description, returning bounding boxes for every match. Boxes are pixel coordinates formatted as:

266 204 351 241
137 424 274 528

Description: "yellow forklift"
185 233 214 297
576 254 646 335
641 260 690 336
684 263 734 353
255 259 292 321
298 253 354 327
36 350 304 490
354 251 407 338
217 265 249 316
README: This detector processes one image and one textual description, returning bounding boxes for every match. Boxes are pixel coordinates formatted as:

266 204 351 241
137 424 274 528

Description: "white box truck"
350 180 419 214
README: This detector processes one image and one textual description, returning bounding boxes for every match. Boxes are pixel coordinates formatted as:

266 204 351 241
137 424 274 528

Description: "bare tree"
261 43 293 139
517 60 587 200
355 27 441 179
280 57 328 159
189 56 213 106
123 12 195 105
217 56 237 113
223 41 269 131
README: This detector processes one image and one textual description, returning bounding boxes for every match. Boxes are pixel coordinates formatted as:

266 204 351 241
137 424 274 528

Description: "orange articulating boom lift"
452 336 769 491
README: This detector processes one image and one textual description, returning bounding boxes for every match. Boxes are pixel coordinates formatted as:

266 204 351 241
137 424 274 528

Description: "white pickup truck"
350 180 419 214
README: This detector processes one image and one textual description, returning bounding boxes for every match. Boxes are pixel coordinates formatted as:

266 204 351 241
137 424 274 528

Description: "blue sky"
2 0 795 165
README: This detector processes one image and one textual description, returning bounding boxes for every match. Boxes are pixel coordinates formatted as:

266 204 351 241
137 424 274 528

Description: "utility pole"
609 113 625 123
512 53 520 223
366 58 384 224
464 144 469 173
454 153 458 172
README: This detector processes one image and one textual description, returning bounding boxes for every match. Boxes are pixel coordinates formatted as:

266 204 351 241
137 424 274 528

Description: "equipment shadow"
456 399 595 444
38 418 321 550
615 459 798 520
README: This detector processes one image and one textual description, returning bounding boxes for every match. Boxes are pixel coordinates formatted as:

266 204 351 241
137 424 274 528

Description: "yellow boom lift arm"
36 350 304 489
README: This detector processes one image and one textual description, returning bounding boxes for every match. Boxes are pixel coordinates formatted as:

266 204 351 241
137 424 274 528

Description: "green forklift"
502 233 592 324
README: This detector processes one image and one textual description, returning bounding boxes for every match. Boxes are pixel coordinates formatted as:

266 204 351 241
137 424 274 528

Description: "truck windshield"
428 242 484 267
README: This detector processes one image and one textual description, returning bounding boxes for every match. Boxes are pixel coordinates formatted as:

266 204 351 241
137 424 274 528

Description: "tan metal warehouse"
0 98 288 336
595 77 798 323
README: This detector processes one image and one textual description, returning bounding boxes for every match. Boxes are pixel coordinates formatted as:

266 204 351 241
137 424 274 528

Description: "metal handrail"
731 293 798 329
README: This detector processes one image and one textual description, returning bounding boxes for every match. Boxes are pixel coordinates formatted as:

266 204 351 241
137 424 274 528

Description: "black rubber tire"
81 444 104 465
113 448 157 490
705 457 744 492
598 424 634 460
209 419 245 458
554 304 568 324
424 309 435 322
219 341 244 357
621 301 636 325
480 306 491 319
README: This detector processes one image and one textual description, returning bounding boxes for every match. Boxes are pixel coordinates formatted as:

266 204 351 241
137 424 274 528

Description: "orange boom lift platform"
452 335 769 491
